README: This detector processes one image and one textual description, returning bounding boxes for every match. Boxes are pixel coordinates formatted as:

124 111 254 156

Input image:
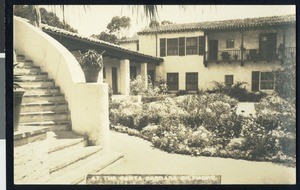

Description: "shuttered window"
167 73 179 90
167 38 179 55
252 71 275 91
199 36 205 55
186 37 198 55
260 72 274 90
179 37 185 56
160 38 166 57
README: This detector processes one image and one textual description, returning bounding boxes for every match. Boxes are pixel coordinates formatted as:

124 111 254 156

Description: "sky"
44 5 295 37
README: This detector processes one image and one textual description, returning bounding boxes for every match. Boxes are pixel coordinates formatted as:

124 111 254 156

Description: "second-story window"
186 37 198 55
167 38 179 55
226 39 234 48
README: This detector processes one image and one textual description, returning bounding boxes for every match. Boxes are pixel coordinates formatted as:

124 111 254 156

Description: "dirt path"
98 130 295 184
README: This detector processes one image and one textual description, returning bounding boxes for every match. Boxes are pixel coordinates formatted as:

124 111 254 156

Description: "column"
204 33 208 67
141 62 148 89
119 59 130 95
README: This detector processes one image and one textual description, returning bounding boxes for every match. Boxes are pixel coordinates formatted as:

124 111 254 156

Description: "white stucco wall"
138 26 295 91
139 31 205 90
200 61 282 91
14 17 109 147
119 41 138 51
139 34 158 57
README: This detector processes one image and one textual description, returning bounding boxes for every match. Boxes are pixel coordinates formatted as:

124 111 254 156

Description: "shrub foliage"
110 93 295 166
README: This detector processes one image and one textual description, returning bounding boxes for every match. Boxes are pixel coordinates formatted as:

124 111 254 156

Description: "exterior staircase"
14 54 123 184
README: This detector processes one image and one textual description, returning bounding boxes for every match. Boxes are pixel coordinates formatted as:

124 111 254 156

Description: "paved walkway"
99 130 295 184
236 102 256 117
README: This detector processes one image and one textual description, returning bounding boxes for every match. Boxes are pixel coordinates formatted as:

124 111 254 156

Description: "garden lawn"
99 130 295 184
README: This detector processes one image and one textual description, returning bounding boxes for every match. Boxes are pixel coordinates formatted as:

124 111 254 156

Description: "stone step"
18 73 48 80
15 60 34 67
49 145 104 174
47 131 87 154
22 94 65 103
14 126 50 147
20 111 70 123
14 67 41 75
14 137 50 184
16 55 25 62
19 121 72 131
23 86 61 95
17 80 55 88
21 102 68 112
48 152 124 184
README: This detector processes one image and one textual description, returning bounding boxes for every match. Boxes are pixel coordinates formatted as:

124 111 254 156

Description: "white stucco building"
133 14 296 92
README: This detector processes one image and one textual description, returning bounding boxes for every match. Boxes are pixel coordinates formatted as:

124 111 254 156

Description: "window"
252 71 274 91
167 73 179 90
167 38 179 55
162 36 206 56
186 37 198 55
186 73 198 91
160 38 166 57
136 41 139 51
226 39 234 48
260 72 274 90
225 75 234 86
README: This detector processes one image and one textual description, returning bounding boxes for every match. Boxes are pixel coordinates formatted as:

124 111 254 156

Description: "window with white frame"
186 37 198 55
167 73 179 90
252 71 275 91
161 36 205 57
167 38 179 55
226 39 234 48
260 72 274 90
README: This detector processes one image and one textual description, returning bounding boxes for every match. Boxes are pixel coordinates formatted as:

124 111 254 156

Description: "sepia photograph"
11 4 296 185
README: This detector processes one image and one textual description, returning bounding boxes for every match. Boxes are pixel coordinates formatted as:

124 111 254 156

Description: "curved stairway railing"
14 16 109 146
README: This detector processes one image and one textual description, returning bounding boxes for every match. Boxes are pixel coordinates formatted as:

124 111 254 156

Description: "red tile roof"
138 14 295 34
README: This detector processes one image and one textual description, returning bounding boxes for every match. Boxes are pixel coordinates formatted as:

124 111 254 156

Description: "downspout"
155 33 158 57
241 30 244 66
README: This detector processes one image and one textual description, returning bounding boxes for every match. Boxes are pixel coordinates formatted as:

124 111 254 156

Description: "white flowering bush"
109 93 295 166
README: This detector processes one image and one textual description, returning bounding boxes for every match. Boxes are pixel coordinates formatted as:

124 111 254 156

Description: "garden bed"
109 93 295 167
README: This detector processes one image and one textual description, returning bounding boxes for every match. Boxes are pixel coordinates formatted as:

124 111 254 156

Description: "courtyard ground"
98 130 295 184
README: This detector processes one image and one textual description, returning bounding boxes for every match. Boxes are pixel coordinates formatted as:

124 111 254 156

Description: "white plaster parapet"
13 16 109 147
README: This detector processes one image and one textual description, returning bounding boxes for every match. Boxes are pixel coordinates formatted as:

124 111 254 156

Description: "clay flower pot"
79 49 105 83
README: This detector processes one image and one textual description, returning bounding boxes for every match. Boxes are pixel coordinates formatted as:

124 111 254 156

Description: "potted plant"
13 64 25 132
221 52 230 61
233 54 238 60
79 49 105 83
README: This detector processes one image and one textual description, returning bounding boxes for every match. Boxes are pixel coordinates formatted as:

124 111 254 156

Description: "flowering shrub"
254 95 296 161
109 93 295 166
154 78 168 94
130 75 168 96
130 75 147 95
208 81 266 102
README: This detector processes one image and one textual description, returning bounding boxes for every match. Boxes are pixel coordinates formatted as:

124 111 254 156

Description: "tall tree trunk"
28 5 41 29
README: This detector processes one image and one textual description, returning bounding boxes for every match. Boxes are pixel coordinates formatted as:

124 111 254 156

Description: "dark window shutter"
179 37 185 56
199 36 205 55
160 38 166 57
252 71 260 91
